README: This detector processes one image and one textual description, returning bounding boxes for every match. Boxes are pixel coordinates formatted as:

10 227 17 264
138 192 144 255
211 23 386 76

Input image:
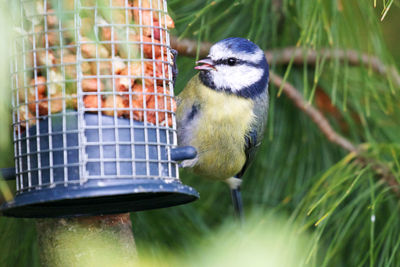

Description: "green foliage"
0 0 13 156
377 0 396 20
137 1 400 265
0 0 15 208
0 218 39 267
1 0 400 266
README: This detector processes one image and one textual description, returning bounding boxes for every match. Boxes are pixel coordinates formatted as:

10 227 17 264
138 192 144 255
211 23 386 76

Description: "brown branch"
171 37 400 196
170 37 212 59
270 71 400 196
171 37 400 87
265 47 400 88
269 71 357 153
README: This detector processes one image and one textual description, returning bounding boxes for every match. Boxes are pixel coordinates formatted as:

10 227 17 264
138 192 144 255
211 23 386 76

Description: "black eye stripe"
214 59 259 67
214 58 242 65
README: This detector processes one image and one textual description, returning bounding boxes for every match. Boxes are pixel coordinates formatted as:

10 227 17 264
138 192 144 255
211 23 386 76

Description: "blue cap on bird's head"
196 37 269 99
215 37 262 54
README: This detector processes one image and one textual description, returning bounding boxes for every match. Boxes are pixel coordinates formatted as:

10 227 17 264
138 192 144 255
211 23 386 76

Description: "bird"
176 37 269 220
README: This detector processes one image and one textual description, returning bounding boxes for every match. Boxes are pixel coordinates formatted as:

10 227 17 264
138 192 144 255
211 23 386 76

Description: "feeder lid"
1 178 199 218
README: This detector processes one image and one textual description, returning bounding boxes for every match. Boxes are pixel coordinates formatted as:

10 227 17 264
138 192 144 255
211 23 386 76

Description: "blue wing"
235 91 269 178
235 130 260 178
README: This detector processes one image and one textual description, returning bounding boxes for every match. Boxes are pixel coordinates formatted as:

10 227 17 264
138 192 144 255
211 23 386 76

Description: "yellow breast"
178 74 254 180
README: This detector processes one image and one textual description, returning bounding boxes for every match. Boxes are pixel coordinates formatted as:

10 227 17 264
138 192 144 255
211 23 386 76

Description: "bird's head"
196 37 269 99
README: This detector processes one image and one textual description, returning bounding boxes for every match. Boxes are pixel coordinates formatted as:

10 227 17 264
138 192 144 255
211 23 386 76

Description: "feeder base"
0 178 199 218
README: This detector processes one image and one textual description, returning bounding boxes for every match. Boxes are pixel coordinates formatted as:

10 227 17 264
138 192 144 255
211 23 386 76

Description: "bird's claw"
179 157 198 168
171 49 178 86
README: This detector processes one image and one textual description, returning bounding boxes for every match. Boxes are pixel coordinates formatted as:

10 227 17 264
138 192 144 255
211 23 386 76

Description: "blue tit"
176 37 269 219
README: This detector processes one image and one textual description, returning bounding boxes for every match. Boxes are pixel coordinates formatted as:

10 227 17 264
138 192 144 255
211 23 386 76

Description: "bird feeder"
0 0 198 218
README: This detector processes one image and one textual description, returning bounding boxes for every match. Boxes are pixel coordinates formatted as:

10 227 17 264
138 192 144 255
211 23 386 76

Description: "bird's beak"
195 57 216 71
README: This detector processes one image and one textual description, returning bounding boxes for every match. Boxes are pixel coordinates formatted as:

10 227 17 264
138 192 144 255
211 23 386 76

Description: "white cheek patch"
211 65 263 92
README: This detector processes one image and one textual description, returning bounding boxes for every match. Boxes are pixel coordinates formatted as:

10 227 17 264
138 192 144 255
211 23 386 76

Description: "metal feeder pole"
36 214 137 266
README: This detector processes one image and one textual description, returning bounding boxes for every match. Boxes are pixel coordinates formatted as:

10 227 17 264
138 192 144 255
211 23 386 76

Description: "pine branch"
269 71 357 153
270 71 400 197
171 37 400 88
266 47 400 88
171 37 212 59
171 37 400 196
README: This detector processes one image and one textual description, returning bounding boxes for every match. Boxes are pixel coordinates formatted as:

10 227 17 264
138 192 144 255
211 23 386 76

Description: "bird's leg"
225 177 244 222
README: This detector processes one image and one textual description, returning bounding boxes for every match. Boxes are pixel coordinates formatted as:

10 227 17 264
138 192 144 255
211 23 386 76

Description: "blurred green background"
379 4 400 65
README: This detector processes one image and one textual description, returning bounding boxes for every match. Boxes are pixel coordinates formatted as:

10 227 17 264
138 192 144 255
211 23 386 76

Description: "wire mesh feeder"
1 0 199 218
